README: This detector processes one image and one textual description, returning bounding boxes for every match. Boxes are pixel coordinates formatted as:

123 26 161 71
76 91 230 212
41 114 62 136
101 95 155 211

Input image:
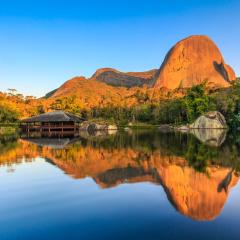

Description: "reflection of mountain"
156 165 238 221
94 166 159 188
0 131 239 221
93 156 239 221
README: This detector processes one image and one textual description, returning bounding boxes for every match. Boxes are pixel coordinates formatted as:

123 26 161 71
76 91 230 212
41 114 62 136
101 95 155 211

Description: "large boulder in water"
154 35 236 89
190 111 227 129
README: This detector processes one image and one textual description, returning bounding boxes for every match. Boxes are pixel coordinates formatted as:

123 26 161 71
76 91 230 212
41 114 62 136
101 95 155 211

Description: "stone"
106 125 118 130
176 125 189 132
190 111 227 129
79 121 117 133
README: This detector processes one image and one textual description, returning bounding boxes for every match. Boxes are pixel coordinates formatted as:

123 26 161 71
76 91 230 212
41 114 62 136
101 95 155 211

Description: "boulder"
80 122 97 133
79 121 118 133
106 125 118 131
176 125 189 132
190 111 227 129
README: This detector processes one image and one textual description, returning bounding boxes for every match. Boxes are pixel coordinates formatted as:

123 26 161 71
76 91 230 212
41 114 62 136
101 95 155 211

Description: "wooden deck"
21 124 80 132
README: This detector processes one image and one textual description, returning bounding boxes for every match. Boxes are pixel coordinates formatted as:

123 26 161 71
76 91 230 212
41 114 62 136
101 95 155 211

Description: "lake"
0 129 240 240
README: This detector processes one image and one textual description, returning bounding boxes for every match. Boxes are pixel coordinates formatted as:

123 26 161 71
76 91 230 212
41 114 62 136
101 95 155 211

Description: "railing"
41 125 77 129
21 124 80 132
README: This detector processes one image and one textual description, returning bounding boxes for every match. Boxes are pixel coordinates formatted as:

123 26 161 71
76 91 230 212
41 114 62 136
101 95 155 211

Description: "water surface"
0 130 240 240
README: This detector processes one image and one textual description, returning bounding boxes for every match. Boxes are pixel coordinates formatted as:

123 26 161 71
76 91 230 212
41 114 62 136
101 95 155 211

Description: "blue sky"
0 0 239 97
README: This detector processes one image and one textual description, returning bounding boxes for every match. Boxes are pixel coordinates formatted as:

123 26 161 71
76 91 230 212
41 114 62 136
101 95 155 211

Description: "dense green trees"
49 81 239 128
88 81 239 128
0 104 19 123
1 79 240 129
153 99 187 124
212 78 240 129
50 96 84 116
184 84 215 122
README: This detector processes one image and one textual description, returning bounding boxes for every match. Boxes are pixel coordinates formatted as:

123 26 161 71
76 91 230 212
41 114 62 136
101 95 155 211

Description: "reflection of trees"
185 139 217 173
0 130 240 174
0 134 38 165
0 134 19 154
0 135 20 164
0 131 240 221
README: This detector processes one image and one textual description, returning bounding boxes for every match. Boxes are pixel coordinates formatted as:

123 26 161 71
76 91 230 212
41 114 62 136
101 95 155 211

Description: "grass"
0 124 19 135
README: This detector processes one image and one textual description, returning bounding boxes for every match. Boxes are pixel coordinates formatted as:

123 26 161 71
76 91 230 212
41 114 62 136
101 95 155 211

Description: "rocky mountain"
45 35 236 103
91 68 157 87
45 69 157 100
47 76 138 108
154 35 236 89
50 76 88 98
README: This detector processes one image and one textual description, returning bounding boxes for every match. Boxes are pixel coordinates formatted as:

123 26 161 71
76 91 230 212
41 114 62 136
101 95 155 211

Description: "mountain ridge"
45 35 236 102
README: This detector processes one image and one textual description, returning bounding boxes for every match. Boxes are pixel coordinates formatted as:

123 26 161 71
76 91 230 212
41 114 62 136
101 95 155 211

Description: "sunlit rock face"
91 68 157 87
155 164 238 221
154 35 236 89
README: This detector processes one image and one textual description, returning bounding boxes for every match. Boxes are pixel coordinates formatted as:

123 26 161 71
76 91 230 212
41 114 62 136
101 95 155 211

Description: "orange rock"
91 68 157 87
154 35 236 89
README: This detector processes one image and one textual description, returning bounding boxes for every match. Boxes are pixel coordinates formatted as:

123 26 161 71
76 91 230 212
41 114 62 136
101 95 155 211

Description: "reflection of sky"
0 0 239 96
1 158 240 240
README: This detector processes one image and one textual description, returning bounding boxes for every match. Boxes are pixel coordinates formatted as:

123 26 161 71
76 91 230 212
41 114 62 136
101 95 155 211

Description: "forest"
0 78 240 130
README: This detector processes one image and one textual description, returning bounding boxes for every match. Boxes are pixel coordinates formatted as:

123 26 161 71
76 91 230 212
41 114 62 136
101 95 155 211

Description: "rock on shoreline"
174 111 228 131
189 111 227 129
79 121 118 132
159 111 228 147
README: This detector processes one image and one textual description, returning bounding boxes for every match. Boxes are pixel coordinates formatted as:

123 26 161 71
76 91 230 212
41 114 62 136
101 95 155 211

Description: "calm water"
0 129 240 240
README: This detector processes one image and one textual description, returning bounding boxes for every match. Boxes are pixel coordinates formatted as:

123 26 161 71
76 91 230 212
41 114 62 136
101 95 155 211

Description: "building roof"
21 137 83 149
22 138 73 149
22 111 83 123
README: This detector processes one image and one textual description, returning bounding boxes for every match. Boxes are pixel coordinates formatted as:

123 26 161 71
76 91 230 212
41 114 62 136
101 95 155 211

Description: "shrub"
184 84 216 123
0 104 19 123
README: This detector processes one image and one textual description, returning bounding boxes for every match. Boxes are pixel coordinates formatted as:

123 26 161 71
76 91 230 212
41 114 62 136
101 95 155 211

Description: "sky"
0 0 239 97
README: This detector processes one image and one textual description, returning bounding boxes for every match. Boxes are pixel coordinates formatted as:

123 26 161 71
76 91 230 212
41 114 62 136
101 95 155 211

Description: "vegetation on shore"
0 126 18 135
0 79 239 130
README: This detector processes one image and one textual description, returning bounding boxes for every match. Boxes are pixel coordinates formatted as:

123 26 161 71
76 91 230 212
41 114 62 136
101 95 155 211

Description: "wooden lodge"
21 111 84 133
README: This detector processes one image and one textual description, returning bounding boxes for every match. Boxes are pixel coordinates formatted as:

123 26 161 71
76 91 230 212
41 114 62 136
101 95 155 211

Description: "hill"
48 76 140 108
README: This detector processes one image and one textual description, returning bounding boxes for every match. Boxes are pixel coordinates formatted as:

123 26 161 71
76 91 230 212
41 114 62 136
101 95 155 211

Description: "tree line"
1 79 240 129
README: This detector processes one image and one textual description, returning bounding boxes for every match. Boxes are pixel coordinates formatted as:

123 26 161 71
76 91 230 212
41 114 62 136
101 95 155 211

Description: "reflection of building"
21 138 78 149
21 111 83 133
